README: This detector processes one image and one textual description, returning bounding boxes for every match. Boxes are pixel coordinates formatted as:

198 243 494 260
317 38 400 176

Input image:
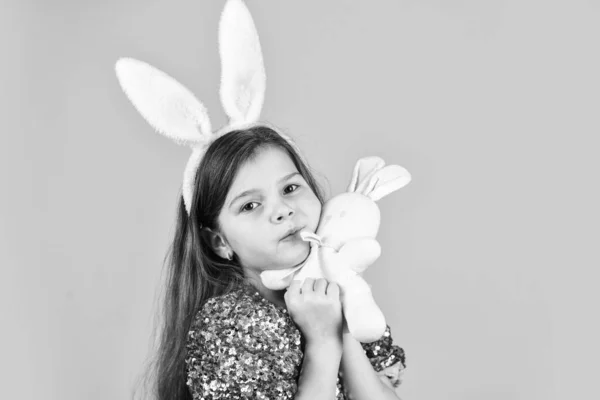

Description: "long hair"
136 126 326 400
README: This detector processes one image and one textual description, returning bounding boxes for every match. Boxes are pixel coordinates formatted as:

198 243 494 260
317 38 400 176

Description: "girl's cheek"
307 197 321 218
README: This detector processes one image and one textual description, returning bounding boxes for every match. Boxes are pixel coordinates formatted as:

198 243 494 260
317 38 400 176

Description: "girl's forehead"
239 147 295 177
228 147 299 193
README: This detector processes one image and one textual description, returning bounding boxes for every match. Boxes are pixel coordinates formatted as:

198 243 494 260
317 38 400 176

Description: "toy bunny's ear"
365 165 411 201
347 157 411 201
115 58 213 146
347 157 386 194
219 0 266 129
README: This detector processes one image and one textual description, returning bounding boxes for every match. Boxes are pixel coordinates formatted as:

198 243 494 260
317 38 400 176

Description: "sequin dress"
185 282 406 399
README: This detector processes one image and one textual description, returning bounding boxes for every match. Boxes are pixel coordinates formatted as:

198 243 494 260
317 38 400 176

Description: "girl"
151 125 406 400
116 2 406 398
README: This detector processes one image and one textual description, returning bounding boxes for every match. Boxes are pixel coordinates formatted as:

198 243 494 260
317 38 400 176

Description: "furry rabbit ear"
347 157 411 201
347 157 386 194
115 58 213 147
365 165 412 201
219 0 266 129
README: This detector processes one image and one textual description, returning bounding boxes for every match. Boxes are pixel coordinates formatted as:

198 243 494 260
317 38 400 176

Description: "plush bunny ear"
115 57 213 146
347 157 412 201
347 157 385 194
366 165 412 201
219 0 266 129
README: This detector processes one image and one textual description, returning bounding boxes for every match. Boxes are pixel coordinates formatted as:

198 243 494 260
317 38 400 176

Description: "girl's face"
217 146 322 272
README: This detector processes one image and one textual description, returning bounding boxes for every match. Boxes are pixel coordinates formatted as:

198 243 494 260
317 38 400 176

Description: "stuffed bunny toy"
261 157 411 343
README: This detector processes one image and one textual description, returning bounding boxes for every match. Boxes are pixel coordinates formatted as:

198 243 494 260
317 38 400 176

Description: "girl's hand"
284 278 343 346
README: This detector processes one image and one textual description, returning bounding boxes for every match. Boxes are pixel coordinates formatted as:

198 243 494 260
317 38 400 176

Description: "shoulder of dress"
189 288 275 332
190 289 246 329
188 286 301 352
185 288 304 399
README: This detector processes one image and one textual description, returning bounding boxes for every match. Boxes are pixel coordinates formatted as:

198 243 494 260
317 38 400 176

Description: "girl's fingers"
326 281 340 298
285 280 303 297
301 278 315 294
314 278 328 294
287 278 339 298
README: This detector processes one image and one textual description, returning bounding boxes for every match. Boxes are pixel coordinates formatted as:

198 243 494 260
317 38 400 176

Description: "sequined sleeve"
185 294 304 399
361 325 406 388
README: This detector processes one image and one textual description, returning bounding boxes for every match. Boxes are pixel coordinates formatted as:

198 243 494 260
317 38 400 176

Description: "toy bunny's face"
312 157 412 249
317 192 381 246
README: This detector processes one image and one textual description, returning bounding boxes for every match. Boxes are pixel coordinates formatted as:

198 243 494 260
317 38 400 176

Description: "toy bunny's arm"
260 265 303 290
340 275 387 343
323 240 386 343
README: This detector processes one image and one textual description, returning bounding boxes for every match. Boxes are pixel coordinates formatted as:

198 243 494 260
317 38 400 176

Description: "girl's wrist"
342 330 359 346
305 337 343 355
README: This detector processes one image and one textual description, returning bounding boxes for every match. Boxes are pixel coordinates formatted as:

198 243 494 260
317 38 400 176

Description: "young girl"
149 125 406 400
116 2 407 398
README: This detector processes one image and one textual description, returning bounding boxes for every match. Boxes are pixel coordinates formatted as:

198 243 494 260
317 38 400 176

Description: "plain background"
1 0 599 399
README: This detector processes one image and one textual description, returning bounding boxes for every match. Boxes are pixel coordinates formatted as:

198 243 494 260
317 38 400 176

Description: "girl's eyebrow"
228 172 300 209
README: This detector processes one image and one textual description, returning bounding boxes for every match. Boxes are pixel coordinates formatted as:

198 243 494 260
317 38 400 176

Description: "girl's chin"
274 238 311 268
288 245 311 268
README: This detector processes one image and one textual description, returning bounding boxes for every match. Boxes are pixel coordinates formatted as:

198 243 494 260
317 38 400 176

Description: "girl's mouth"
282 231 298 241
281 227 303 241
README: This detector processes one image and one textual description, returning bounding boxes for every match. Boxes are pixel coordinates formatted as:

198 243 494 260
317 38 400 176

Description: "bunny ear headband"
115 0 300 215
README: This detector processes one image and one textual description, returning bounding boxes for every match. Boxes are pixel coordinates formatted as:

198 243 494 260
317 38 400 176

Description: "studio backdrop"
1 0 599 399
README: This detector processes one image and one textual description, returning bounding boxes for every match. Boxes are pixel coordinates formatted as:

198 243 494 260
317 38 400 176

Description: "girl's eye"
240 184 299 213
284 184 300 194
241 202 259 212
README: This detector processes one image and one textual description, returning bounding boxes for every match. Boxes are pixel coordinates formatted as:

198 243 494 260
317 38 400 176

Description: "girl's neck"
244 272 287 310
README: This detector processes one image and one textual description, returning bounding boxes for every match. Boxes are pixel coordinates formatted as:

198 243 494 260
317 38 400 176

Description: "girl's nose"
271 203 295 223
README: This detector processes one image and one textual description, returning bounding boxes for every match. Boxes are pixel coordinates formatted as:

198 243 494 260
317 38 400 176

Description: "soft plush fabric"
261 157 411 342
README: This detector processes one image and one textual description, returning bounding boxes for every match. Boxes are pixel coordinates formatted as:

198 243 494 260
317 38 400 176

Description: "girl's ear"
201 227 232 259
